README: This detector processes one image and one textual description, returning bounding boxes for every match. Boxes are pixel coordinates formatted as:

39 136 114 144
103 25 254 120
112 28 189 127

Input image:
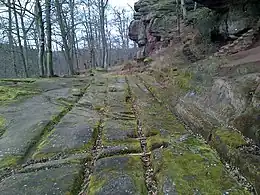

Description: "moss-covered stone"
128 76 186 137
0 85 39 103
175 70 193 91
0 164 81 195
0 156 20 169
0 115 6 136
214 128 246 148
146 134 170 151
102 138 142 157
0 78 36 83
87 155 147 195
128 74 253 194
32 108 100 160
152 138 250 195
95 67 107 72
87 175 107 195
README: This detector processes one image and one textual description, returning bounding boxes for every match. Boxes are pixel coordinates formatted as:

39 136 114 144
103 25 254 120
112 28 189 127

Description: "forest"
0 0 136 78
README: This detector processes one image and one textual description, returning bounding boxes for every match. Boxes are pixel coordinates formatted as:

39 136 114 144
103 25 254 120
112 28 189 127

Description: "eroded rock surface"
0 72 256 194
139 50 260 193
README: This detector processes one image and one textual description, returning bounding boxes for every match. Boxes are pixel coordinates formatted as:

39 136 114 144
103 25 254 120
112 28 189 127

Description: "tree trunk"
20 14 29 76
69 0 78 71
99 0 108 69
194 2 197 10
13 0 28 77
181 0 187 19
35 0 45 77
176 0 181 37
7 0 17 76
46 0 54 77
88 1 96 68
54 0 74 75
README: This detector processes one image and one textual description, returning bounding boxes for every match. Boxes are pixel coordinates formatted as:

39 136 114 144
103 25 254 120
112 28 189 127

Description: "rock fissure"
78 119 103 195
126 76 158 195
78 78 108 195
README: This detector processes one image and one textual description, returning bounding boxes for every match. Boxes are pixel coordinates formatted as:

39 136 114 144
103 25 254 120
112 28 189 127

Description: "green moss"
95 67 107 72
32 151 57 160
0 115 6 136
0 156 20 169
56 97 75 106
137 99 186 136
154 147 249 195
0 85 39 103
87 155 147 194
0 78 36 83
147 134 170 151
87 175 107 195
127 156 148 194
102 138 142 155
175 71 193 91
70 162 86 195
215 128 246 148
143 57 153 64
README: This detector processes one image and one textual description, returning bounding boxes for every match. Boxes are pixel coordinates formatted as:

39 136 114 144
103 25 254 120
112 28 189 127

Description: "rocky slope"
128 0 260 193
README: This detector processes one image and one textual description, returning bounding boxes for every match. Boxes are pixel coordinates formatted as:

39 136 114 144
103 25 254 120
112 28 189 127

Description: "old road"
0 72 252 195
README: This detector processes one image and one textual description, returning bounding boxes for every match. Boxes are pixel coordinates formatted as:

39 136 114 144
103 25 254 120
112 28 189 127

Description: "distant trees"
112 7 130 61
0 0 136 78
7 0 17 76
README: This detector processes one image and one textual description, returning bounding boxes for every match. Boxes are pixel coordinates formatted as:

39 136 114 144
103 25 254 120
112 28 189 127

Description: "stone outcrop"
129 0 260 60
129 0 197 60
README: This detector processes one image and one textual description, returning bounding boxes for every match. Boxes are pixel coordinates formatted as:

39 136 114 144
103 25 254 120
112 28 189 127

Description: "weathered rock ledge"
129 0 260 60
139 47 260 193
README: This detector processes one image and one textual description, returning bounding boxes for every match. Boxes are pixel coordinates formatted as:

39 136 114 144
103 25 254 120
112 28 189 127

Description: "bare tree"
7 0 17 76
54 0 74 75
13 0 28 77
99 0 108 69
35 0 44 76
194 2 197 10
45 0 54 76
0 0 136 78
176 0 180 37
181 0 187 19
112 7 130 61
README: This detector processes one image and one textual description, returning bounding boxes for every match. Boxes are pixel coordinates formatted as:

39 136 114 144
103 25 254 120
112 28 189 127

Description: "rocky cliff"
129 0 260 60
129 0 196 59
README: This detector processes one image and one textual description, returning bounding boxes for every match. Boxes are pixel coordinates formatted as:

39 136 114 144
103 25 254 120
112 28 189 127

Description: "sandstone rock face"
129 0 260 60
129 0 197 59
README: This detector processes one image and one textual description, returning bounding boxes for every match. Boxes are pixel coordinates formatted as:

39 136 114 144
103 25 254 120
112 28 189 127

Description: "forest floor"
0 70 253 195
